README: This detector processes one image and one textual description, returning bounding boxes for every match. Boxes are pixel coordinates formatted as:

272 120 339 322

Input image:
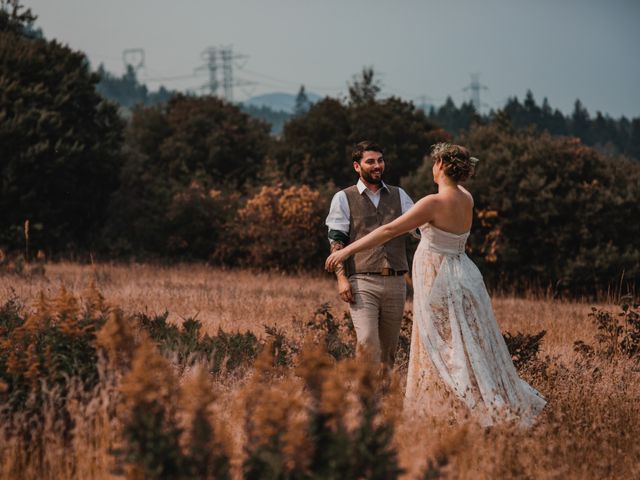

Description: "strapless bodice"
419 223 469 255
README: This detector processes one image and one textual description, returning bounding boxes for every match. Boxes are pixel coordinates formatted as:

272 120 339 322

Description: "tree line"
429 93 640 162
95 64 640 162
1 4 639 296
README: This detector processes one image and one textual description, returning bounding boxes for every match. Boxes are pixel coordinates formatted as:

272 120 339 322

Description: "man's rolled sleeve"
328 229 349 245
325 191 350 243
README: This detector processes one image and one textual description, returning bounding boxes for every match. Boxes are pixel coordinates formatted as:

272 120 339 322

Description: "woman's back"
427 185 474 235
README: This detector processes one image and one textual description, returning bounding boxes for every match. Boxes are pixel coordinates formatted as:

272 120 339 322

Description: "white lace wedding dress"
405 224 546 426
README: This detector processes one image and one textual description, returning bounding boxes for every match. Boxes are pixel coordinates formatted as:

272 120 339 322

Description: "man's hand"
328 240 353 303
325 249 349 272
337 276 354 303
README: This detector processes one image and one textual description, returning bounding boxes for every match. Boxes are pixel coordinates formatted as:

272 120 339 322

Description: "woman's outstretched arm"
325 195 436 272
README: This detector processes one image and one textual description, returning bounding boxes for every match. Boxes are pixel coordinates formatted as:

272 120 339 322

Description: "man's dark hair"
352 141 383 164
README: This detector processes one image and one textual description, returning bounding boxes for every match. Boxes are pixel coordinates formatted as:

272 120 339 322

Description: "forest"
1 4 639 296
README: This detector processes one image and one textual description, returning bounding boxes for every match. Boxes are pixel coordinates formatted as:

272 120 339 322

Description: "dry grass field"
1 262 638 479
0 262 596 351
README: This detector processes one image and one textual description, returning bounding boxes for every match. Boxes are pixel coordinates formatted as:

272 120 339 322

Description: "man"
325 141 416 366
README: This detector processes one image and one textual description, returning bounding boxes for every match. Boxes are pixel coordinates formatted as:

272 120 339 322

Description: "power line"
119 47 492 109
238 67 343 92
142 72 204 82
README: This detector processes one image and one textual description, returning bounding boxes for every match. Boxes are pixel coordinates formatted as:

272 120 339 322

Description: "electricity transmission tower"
198 47 219 96
463 73 488 112
122 48 145 74
220 47 234 101
197 46 254 101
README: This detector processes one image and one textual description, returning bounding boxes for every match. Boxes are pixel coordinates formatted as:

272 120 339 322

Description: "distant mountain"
243 91 322 113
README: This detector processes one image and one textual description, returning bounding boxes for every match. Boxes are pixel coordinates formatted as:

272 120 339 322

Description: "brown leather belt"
360 268 407 276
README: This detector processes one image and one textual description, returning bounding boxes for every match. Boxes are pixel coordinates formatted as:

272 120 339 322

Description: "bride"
325 143 546 426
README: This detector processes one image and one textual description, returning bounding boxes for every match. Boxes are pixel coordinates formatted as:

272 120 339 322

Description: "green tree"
272 97 352 185
96 64 174 110
293 84 310 116
0 0 37 36
240 104 292 135
571 99 592 144
428 96 480 135
627 118 640 160
426 91 640 163
104 94 271 257
0 3 124 253
274 70 447 187
348 67 381 106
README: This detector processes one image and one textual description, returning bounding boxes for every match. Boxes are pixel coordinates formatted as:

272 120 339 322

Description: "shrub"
180 367 231 480
117 339 231 479
263 324 299 368
574 298 640 361
0 285 110 473
118 338 184 479
242 342 403 479
0 285 108 412
300 302 356 361
135 311 259 376
299 344 403 479
232 184 328 269
164 182 235 259
503 330 547 370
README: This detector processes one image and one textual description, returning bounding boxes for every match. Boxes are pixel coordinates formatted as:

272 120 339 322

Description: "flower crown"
431 142 479 166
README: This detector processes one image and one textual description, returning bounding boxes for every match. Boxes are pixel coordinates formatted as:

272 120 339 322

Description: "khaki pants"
348 274 407 366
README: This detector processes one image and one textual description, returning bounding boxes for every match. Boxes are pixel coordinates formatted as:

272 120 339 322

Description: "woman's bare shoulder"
415 193 440 206
458 186 474 206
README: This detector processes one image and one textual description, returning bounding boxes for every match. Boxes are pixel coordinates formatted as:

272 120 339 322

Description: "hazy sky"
24 0 640 117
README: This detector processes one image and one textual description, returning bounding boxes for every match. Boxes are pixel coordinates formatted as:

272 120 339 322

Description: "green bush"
402 117 640 295
135 311 260 376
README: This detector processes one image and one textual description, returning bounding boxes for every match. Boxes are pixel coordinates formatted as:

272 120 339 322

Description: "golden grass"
1 262 342 336
1 262 596 345
1 262 636 479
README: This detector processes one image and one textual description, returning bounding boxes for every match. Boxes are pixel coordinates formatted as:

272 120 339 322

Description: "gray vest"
343 184 409 276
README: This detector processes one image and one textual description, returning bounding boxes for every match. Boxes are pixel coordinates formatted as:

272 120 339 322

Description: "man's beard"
362 170 383 184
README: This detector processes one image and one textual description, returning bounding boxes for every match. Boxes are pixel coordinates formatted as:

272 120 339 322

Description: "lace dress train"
405 224 546 426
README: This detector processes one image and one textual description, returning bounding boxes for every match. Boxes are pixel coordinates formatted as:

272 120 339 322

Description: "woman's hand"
325 249 350 272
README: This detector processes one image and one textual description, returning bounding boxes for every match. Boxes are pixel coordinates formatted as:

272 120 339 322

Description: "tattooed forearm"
330 241 346 276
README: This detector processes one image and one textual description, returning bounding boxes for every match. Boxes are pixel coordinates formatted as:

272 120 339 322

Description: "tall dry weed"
0 267 638 479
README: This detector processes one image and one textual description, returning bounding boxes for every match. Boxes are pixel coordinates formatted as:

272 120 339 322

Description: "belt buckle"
381 267 393 276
